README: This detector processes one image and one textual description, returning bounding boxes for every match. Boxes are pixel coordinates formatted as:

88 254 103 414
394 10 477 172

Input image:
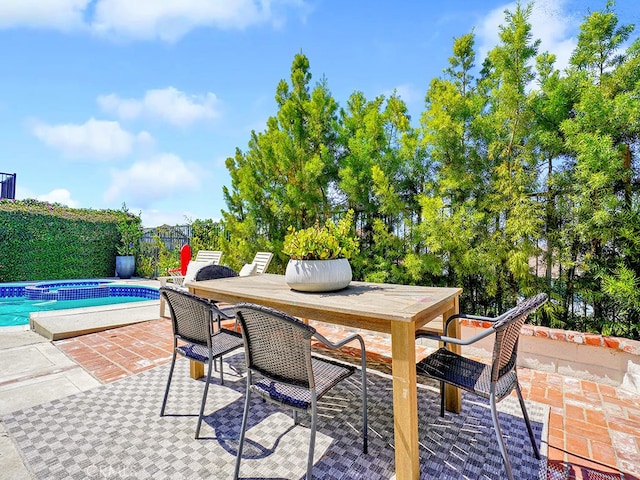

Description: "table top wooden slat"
188 273 461 334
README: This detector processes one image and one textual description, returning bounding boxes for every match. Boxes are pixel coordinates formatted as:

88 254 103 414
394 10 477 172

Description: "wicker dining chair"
232 303 368 480
159 287 244 438
416 293 548 480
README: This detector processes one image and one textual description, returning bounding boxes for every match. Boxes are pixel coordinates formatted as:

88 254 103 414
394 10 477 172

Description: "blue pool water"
0 280 159 327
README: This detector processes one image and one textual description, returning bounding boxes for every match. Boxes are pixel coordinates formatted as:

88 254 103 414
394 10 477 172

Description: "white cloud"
104 153 202 206
15 185 80 208
0 0 89 30
37 188 80 208
97 94 142 120
384 84 422 105
32 118 152 160
98 87 220 127
91 0 303 42
0 0 305 41
476 0 579 72
139 209 198 228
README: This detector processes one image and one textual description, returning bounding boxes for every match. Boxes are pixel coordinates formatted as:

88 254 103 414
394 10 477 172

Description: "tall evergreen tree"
337 91 413 282
417 32 495 310
529 55 576 327
480 2 544 310
560 2 639 335
221 53 340 270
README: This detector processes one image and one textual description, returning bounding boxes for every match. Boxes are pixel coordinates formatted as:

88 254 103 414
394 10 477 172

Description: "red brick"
535 326 550 338
590 440 617 468
602 336 621 350
566 331 584 344
548 447 566 462
550 329 567 341
565 404 586 421
565 433 589 456
585 334 603 346
585 409 608 428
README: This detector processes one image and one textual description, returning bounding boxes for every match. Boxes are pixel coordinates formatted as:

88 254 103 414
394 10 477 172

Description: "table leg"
190 361 204 379
391 321 420 480
443 296 462 413
159 296 167 318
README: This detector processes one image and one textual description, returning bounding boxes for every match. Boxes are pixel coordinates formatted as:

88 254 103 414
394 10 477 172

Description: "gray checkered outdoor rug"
2 353 550 479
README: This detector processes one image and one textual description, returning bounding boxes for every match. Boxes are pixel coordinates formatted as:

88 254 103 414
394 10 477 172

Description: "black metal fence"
141 224 192 251
0 172 16 199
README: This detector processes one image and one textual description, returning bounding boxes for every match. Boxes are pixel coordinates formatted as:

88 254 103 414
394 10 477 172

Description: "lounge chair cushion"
239 262 258 277
183 260 213 284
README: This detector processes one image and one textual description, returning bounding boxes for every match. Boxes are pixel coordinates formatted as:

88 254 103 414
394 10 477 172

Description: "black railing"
0 172 16 199
141 224 192 252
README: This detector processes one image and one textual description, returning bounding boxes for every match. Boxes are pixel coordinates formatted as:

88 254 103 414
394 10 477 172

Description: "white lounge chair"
238 251 273 276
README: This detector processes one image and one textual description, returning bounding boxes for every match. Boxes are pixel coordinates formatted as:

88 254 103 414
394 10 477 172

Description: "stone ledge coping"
462 319 640 356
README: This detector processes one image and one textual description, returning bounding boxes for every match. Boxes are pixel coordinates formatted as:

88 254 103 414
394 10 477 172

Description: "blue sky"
1 0 637 227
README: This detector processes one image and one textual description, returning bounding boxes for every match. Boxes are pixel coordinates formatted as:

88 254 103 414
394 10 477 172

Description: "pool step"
30 301 160 340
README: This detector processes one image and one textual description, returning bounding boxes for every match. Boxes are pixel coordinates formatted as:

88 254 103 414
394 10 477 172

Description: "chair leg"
360 355 368 454
489 392 514 480
160 351 177 416
234 373 253 480
515 382 541 459
306 398 318 480
439 380 446 417
219 356 225 385
195 356 214 439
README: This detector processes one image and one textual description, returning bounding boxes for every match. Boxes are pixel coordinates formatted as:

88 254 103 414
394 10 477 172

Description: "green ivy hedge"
0 199 127 282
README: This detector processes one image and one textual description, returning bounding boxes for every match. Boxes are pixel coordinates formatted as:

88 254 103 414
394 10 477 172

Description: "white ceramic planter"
285 258 352 292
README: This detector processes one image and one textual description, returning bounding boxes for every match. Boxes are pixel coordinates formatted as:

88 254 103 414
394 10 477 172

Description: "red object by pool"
180 244 192 275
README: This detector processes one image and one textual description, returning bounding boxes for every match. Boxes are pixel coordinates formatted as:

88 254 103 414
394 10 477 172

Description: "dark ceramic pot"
115 255 135 279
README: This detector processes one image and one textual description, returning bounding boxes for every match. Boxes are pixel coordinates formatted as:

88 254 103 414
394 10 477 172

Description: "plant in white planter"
282 210 359 292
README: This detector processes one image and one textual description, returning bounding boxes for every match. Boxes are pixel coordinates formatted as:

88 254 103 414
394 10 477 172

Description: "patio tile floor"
54 317 640 480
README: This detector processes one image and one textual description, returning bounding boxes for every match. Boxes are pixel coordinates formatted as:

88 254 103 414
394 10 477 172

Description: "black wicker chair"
416 293 548 480
233 303 368 480
195 264 239 282
159 287 244 438
195 265 240 325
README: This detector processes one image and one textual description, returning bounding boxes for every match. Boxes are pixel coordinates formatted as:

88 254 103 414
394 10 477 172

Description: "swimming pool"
0 280 159 327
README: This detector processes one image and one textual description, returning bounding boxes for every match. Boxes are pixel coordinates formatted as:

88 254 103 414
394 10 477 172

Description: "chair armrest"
443 312 499 333
217 305 236 320
416 327 495 347
313 332 367 372
206 301 239 332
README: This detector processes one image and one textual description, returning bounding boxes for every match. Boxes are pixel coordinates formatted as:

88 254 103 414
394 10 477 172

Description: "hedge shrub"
0 199 132 282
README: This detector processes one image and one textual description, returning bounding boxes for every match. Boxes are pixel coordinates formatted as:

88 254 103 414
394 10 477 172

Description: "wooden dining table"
187 273 462 480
